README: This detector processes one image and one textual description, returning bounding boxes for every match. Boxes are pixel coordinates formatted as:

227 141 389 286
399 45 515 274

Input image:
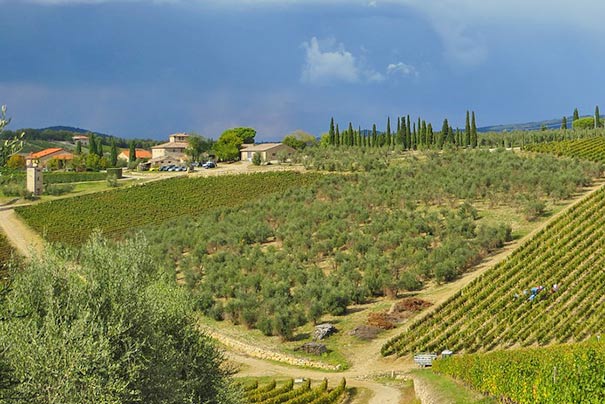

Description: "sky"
1 0 605 141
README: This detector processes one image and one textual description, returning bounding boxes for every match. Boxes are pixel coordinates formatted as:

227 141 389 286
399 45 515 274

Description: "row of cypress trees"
326 111 479 149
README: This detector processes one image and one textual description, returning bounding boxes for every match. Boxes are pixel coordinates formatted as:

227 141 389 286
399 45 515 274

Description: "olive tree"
0 234 241 404
0 105 24 168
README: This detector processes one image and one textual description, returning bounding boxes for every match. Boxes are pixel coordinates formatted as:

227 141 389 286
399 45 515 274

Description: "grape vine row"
241 378 347 404
382 186 605 355
432 339 605 403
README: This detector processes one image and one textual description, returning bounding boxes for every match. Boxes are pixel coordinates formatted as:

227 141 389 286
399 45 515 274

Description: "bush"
0 235 239 403
572 116 597 130
252 152 262 166
106 167 122 179
44 183 75 196
0 184 35 200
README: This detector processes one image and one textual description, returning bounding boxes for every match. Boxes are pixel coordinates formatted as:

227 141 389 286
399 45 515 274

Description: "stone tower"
26 158 43 196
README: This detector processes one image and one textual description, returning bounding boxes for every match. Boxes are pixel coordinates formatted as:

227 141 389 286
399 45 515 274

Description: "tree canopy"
0 235 240 403
282 130 317 150
214 127 256 161
0 105 24 168
185 133 214 162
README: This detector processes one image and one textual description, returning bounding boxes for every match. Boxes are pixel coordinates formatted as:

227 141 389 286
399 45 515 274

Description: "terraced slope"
382 186 605 356
525 136 605 163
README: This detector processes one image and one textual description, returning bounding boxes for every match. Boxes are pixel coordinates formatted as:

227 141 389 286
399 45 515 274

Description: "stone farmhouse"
150 133 189 166
240 143 296 163
27 148 74 168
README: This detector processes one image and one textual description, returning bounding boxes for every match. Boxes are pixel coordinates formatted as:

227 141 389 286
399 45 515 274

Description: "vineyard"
382 186 605 356
433 339 605 403
15 172 321 245
240 378 347 404
525 135 605 163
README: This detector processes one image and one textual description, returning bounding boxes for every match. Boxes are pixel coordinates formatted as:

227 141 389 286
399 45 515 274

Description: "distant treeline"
328 111 605 150
0 128 159 149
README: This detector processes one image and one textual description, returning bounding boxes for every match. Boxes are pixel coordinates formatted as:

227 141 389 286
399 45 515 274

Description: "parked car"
202 161 216 169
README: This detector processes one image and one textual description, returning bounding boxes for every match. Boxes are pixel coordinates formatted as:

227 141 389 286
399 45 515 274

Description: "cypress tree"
89 134 97 156
110 139 118 167
421 120 427 146
397 118 405 146
96 138 103 157
465 110 471 147
129 140 136 163
427 123 434 147
397 117 401 134
386 117 391 147
595 105 601 128
573 108 579 121
412 123 417 150
471 111 478 148
329 117 335 145
561 116 567 130
75 141 82 155
406 115 412 150
334 124 340 146
372 124 377 148
441 119 449 143
348 122 354 146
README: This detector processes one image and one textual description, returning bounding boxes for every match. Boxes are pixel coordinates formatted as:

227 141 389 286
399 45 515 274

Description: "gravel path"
0 208 44 258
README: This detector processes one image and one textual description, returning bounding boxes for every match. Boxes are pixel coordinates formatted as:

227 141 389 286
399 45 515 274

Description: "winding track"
0 208 44 258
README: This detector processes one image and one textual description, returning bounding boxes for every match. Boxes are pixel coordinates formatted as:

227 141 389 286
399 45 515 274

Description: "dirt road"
0 208 44 258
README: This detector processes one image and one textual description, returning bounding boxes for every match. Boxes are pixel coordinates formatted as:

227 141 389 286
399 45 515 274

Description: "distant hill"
41 126 109 137
477 116 580 132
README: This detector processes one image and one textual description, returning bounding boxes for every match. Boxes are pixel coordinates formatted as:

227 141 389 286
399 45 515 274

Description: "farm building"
118 149 152 162
72 135 89 146
151 133 189 161
27 148 74 169
240 143 296 163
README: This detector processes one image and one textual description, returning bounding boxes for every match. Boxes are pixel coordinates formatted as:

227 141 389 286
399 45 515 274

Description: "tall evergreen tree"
386 117 391 147
110 139 118 167
412 123 417 150
427 123 434 147
465 110 471 147
89 134 97 156
372 124 377 148
595 105 601 129
573 108 580 121
335 124 340 146
421 120 427 146
347 122 354 146
329 117 335 145
471 111 478 148
406 115 412 150
441 119 449 143
96 138 103 157
561 116 568 130
129 140 136 163
75 140 82 155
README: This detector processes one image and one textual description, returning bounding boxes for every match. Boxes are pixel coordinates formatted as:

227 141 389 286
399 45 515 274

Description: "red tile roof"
120 149 152 159
29 148 64 159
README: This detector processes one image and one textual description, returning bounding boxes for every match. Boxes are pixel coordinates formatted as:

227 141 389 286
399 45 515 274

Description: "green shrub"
44 183 75 196
572 116 597 130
